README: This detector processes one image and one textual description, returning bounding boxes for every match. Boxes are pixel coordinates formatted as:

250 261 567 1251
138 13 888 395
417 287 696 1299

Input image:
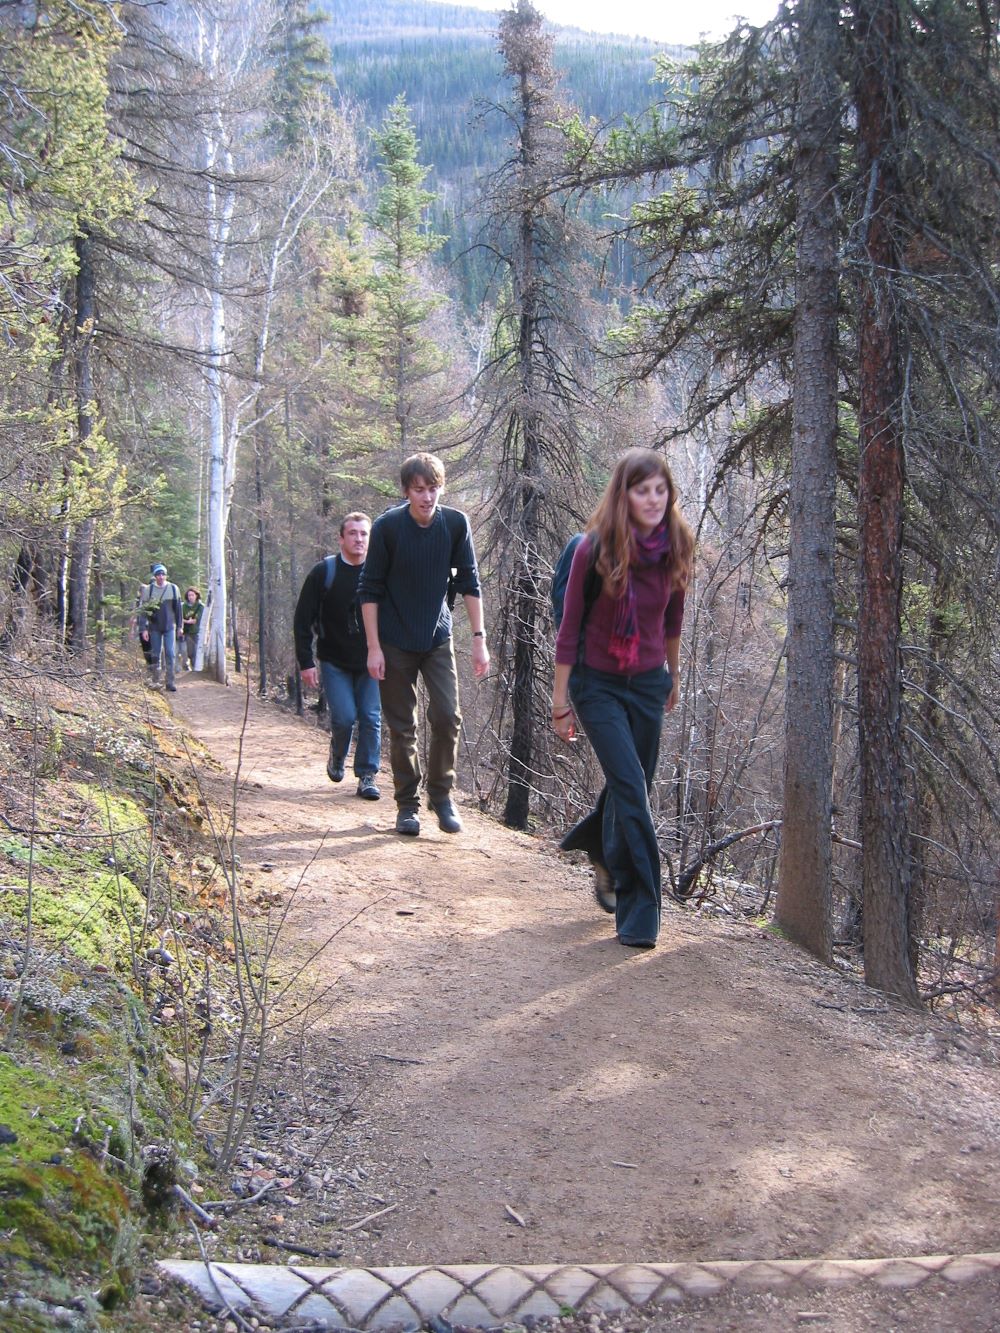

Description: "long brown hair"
586 448 694 599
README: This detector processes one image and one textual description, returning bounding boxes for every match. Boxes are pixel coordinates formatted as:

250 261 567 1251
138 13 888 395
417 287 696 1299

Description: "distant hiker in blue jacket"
359 452 489 838
294 513 382 802
553 449 693 951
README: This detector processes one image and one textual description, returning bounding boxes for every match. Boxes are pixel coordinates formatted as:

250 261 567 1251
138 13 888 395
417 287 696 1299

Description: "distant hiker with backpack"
137 563 184 692
294 513 382 802
358 452 489 837
553 449 694 950
181 587 204 671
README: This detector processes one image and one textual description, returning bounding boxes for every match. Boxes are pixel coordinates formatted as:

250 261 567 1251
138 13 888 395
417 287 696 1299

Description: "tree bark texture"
68 229 97 656
255 435 269 696
909 571 949 975
503 291 542 829
854 0 920 1006
205 317 229 684
775 0 839 962
504 448 541 829
500 10 547 829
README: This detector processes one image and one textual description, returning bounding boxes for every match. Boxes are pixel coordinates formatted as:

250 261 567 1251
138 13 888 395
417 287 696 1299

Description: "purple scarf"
608 522 672 671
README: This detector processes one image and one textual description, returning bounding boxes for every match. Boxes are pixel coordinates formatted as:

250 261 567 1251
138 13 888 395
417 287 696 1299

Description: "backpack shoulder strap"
445 506 466 560
559 534 601 662
581 537 601 613
322 555 337 593
441 507 467 610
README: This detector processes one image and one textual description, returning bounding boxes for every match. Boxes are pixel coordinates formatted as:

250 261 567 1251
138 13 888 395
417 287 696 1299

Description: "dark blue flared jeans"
569 664 671 944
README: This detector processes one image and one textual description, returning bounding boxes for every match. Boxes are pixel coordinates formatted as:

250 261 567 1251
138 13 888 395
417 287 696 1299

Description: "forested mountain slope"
324 0 676 305
326 0 672 158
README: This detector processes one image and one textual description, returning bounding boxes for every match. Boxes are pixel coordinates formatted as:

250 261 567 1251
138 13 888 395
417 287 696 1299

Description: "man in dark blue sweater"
294 513 382 801
359 453 490 836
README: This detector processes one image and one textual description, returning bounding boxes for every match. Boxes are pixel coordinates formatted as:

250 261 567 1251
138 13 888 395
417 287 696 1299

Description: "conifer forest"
2 0 1000 1018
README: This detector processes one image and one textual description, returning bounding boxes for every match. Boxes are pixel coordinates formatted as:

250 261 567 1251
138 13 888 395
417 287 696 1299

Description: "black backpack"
313 555 362 639
551 533 600 630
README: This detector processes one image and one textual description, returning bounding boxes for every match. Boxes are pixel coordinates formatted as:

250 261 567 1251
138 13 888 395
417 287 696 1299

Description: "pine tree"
364 95 458 460
775 0 839 963
0 0 133 652
479 0 598 830
266 0 335 148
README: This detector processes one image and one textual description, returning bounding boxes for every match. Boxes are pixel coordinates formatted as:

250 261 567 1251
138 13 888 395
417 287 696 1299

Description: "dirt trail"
168 675 1000 1277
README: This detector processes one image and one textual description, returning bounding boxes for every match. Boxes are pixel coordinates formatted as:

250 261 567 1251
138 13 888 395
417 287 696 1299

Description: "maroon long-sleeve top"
555 540 685 675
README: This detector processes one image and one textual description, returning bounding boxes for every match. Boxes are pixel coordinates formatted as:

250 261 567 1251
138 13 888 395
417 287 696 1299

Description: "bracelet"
551 707 573 720
472 630 485 638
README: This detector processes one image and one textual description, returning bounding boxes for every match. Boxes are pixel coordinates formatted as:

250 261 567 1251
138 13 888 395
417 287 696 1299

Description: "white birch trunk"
197 7 237 684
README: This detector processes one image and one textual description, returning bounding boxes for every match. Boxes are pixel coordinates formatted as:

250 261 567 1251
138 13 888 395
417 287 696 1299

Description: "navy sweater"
293 556 367 673
358 504 481 653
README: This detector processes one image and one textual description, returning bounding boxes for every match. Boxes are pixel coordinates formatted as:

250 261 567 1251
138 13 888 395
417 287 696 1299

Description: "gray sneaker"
357 774 381 801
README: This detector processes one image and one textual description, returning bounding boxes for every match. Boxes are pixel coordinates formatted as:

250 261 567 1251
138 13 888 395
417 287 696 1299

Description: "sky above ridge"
431 0 779 46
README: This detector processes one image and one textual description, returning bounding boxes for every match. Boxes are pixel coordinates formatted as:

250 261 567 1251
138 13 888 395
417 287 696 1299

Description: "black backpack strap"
575 536 601 663
443 508 467 610
581 538 601 617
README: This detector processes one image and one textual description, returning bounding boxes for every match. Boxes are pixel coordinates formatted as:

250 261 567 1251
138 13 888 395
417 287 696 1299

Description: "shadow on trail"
168 676 1000 1271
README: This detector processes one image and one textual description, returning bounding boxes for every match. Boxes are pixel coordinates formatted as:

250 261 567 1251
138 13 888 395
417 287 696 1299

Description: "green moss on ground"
0 662 204 1329
0 781 153 975
0 950 183 1313
0 1055 131 1263
0 845 146 970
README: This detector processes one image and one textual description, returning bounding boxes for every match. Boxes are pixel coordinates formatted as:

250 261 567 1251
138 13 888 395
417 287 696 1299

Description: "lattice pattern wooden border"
160 1252 1000 1328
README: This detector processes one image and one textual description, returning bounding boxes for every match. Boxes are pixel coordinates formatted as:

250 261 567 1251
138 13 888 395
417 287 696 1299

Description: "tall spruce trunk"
502 58 543 830
93 548 106 672
67 229 97 656
504 416 541 828
910 571 948 975
854 0 920 1006
504 295 542 828
775 0 839 960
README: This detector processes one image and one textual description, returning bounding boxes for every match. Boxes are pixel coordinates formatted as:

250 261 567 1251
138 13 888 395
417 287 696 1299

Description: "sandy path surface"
168 675 1000 1279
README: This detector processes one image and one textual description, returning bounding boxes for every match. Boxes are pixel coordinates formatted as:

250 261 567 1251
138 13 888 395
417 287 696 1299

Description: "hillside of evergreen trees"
324 0 678 308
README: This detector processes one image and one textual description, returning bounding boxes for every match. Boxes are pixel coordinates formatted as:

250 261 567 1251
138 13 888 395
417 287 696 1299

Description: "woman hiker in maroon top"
553 449 694 950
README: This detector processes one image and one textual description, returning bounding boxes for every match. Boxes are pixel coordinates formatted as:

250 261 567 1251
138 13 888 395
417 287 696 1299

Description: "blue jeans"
148 628 177 673
320 661 381 778
570 664 671 944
